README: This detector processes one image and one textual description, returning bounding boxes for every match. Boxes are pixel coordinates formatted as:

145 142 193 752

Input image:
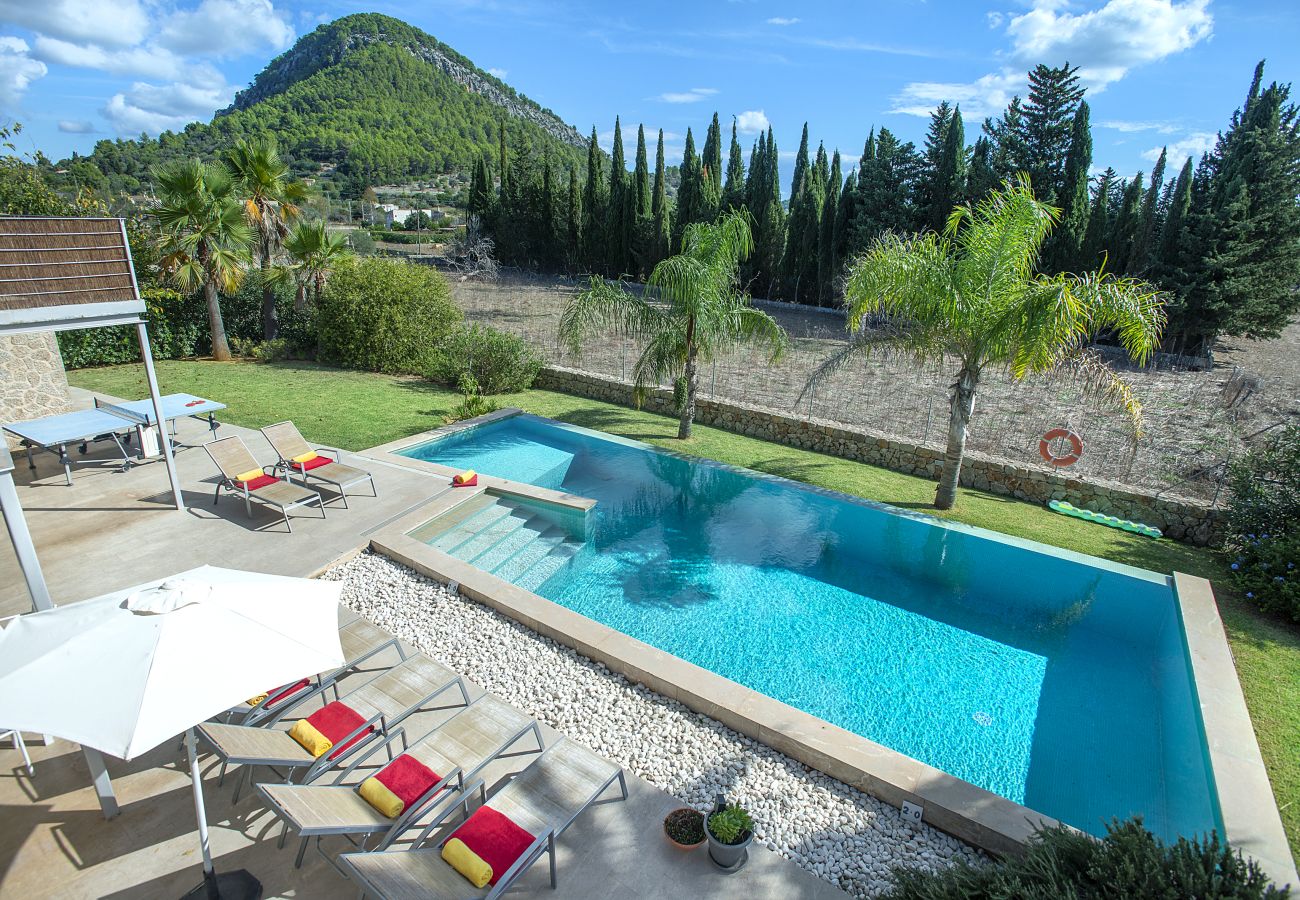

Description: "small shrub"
445 373 500 423
348 229 375 255
706 804 753 845
884 819 1286 899
427 324 543 394
316 257 461 375
664 808 705 845
229 337 294 362
1226 426 1300 619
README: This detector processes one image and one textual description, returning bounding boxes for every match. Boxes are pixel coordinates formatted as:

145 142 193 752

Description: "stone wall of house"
536 365 1224 546
0 332 72 442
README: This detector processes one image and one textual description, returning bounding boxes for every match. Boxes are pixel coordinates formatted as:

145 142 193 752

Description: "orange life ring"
1039 428 1083 467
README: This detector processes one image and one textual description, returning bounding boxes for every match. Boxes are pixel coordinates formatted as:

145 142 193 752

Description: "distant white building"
377 203 417 229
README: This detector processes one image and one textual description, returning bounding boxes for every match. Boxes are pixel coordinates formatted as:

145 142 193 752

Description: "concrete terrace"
0 390 843 899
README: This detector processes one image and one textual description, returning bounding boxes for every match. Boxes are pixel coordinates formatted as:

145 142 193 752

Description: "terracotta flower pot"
663 807 706 851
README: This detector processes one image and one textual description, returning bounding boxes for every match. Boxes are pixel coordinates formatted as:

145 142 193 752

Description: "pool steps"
425 494 583 592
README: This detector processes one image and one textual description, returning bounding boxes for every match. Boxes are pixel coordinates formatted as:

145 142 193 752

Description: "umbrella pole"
183 728 262 900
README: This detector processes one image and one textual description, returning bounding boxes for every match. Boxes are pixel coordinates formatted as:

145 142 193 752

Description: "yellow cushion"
291 451 319 464
235 468 264 484
287 720 332 758
452 470 477 485
359 776 405 818
442 838 492 888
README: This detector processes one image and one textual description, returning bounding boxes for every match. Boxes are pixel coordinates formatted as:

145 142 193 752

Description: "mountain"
61 13 588 196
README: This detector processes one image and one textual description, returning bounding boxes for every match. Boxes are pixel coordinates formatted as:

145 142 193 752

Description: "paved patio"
0 389 846 898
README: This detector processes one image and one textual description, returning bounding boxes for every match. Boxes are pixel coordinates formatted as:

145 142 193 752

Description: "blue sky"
2 0 1297 188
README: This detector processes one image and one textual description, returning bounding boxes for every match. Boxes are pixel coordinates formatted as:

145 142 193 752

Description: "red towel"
304 702 371 760
451 474 477 488
236 474 278 491
265 678 311 709
291 456 332 472
374 754 441 808
451 806 536 885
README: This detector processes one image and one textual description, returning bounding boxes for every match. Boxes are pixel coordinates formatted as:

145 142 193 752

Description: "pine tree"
1020 63 1086 202
721 120 746 212
1130 147 1166 275
817 150 842 305
1080 167 1114 268
927 104 967 231
581 125 605 271
983 97 1029 182
650 129 670 271
1046 100 1092 271
853 127 921 250
607 116 628 274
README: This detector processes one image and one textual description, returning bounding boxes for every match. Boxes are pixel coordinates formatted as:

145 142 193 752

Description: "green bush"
369 229 454 246
57 287 206 367
427 324 544 394
316 257 461 374
885 819 1286 899
1227 426 1300 619
445 373 500 423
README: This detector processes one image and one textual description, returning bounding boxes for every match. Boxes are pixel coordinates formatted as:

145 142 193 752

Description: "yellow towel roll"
442 838 492 888
359 777 405 818
287 720 332 758
235 468 264 483
291 451 319 464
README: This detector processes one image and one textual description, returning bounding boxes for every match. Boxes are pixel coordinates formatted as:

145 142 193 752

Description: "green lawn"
71 360 1299 860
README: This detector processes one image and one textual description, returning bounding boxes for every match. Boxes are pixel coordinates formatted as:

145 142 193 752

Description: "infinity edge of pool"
360 408 1295 882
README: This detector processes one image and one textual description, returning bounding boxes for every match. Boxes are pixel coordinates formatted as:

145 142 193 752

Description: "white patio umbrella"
0 565 345 899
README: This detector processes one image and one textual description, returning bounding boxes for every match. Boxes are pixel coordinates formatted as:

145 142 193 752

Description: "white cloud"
654 87 718 103
0 37 47 108
890 70 1021 118
1099 119 1180 134
103 76 237 135
34 37 188 80
1145 131 1216 162
487 67 508 78
765 16 800 25
58 119 97 133
735 109 769 134
1007 0 1213 89
986 11 1004 29
0 0 149 49
159 0 294 57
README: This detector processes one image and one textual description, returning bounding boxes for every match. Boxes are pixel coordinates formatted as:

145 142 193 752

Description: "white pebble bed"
325 551 985 897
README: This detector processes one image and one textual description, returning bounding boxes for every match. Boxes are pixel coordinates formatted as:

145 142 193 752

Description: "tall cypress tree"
1130 147 1166 274
721 120 746 212
634 124 651 218
674 127 699 251
468 153 493 229
651 128 670 270
853 127 921 249
497 120 509 198
833 169 857 279
539 151 556 268
1156 156 1194 277
1046 100 1092 271
581 125 605 271
1080 167 1114 268
965 135 998 202
779 124 812 298
631 124 651 277
566 162 581 272
607 117 628 274
927 104 967 231
1109 174 1144 273
817 150 842 305
703 112 723 200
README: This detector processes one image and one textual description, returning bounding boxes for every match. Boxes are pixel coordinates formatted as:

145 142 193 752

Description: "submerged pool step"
430 503 518 555
445 509 535 561
514 540 582 592
468 517 549 570
489 526 568 583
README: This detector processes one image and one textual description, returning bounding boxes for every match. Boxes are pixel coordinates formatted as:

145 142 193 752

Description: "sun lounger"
258 694 544 872
340 738 628 900
234 618 406 727
199 654 470 802
205 435 325 532
261 421 376 509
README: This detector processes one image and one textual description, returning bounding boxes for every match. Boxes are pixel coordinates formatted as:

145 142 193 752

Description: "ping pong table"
3 393 226 486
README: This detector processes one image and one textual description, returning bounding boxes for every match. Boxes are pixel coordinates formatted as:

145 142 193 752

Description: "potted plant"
663 806 706 850
705 802 754 871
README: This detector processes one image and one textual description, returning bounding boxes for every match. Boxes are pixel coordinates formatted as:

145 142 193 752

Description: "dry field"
451 273 1300 504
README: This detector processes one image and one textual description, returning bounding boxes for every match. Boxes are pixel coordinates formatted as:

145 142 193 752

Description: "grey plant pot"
705 818 754 871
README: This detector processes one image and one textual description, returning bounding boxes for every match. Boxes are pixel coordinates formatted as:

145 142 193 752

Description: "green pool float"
1048 500 1162 539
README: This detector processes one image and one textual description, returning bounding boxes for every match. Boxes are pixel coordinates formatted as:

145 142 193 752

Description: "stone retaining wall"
536 365 1224 546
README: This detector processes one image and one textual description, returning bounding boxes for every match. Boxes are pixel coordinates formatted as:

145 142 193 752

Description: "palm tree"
153 160 252 361
560 211 788 439
281 221 350 308
811 177 1165 510
225 138 308 341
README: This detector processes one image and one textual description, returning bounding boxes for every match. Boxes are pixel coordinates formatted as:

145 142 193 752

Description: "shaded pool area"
400 414 1220 843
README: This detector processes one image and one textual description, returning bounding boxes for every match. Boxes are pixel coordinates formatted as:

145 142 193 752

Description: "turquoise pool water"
401 414 1220 842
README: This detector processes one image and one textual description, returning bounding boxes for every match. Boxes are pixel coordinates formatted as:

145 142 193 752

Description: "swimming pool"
399 413 1220 843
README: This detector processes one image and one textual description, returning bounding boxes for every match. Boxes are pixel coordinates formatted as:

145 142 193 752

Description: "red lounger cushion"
307 701 371 759
451 806 536 885
236 473 278 491
291 455 332 472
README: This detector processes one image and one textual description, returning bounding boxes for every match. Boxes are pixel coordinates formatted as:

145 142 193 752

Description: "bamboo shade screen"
0 217 139 312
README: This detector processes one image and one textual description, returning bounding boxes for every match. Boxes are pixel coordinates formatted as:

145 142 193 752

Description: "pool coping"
362 411 1297 884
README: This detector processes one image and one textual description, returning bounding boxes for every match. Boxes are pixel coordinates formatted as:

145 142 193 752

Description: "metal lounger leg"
295 836 310 868
58 444 72 486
